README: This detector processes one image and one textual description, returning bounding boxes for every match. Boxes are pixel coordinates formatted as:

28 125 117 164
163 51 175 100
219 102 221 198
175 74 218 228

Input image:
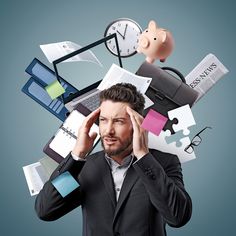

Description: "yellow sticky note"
45 80 65 100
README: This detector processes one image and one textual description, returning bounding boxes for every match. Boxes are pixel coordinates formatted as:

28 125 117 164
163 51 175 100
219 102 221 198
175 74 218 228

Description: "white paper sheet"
40 41 102 66
97 64 152 95
23 162 48 196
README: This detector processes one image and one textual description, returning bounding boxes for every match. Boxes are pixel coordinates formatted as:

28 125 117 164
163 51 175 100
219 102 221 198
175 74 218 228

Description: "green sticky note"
45 80 65 100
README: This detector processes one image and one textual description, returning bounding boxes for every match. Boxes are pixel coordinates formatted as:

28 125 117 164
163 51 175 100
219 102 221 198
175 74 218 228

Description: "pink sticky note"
141 109 168 136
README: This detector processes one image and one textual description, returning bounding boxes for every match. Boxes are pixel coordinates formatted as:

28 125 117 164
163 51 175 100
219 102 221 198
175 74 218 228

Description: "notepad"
45 80 65 100
49 110 100 158
141 109 168 136
51 171 79 197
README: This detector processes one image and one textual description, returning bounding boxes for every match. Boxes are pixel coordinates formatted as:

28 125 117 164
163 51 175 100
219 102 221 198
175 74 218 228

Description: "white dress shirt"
104 154 134 201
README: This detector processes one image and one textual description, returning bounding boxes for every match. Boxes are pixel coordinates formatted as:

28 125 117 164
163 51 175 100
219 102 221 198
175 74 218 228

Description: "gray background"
1 0 235 235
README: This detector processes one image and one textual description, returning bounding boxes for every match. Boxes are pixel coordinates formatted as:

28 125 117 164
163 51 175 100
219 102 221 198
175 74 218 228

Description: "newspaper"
185 53 229 102
40 41 102 66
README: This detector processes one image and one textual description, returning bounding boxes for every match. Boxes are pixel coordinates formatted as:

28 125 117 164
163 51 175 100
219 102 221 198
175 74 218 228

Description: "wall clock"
104 18 142 57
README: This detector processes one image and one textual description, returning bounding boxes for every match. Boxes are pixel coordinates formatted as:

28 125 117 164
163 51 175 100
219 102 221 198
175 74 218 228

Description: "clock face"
104 18 142 57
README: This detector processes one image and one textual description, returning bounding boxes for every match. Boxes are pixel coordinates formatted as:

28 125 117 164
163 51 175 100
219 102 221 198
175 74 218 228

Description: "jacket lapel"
92 152 116 208
113 165 139 224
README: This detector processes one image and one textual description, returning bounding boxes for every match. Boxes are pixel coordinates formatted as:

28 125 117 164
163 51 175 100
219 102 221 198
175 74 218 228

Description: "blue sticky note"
51 171 79 197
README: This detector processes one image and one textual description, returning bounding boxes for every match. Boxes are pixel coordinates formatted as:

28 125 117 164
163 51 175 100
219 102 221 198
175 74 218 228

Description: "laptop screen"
53 34 122 104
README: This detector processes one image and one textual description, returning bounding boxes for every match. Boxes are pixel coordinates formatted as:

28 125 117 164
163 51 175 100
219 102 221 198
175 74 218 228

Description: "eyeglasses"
184 126 212 154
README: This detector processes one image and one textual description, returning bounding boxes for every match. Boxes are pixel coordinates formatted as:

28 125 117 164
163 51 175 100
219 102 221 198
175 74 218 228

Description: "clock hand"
123 24 128 39
116 30 125 40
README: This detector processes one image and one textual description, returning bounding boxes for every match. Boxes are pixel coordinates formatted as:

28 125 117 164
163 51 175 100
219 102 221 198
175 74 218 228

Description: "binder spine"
61 126 77 140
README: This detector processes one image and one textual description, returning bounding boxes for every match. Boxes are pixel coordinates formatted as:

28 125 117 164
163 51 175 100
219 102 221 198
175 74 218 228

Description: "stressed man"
35 83 192 236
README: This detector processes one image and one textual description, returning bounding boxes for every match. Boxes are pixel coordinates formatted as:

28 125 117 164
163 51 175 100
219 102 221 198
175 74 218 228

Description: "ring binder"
44 108 100 163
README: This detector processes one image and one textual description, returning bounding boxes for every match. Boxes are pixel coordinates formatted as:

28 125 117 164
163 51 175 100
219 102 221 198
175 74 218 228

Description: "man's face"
99 100 133 157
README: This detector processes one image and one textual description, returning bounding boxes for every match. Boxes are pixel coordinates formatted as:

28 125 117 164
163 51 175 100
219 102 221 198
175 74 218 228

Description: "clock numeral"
112 26 116 30
108 40 111 44
119 49 122 53
118 23 121 27
112 45 116 49
133 46 136 49
127 49 130 53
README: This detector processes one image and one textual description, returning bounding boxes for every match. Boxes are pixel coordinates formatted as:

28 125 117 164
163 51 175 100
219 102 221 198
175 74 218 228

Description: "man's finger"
83 108 100 131
90 132 98 141
126 107 143 127
126 107 140 133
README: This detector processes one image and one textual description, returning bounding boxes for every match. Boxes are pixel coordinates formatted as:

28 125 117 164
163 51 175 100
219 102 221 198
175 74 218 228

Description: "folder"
22 58 79 121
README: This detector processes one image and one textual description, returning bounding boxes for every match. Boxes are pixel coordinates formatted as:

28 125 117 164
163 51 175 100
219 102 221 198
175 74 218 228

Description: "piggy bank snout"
139 36 149 49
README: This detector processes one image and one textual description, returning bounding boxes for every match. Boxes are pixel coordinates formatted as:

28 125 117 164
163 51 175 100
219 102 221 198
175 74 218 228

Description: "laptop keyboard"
80 92 100 111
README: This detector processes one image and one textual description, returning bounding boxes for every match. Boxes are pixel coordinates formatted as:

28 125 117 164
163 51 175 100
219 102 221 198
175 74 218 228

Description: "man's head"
99 83 145 115
99 83 145 158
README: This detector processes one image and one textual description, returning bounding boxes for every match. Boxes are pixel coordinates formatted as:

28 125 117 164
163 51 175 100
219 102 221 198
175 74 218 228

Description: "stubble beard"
101 136 133 157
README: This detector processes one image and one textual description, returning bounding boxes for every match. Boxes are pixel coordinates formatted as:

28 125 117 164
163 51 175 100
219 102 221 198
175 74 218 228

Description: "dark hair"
99 83 145 114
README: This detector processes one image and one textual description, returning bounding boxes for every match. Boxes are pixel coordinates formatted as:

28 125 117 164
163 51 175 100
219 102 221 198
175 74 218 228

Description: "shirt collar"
105 153 134 169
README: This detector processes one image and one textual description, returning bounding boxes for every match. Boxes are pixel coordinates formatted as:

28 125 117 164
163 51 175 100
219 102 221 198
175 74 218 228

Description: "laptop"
53 34 123 115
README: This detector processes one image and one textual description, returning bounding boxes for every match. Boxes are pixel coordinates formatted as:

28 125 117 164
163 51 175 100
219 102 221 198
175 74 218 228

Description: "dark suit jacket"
35 149 192 236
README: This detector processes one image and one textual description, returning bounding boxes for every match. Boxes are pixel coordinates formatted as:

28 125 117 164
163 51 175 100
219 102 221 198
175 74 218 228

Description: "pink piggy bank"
137 20 174 63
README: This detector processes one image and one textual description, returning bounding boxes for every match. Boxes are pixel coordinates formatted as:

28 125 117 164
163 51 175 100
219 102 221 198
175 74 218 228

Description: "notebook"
44 108 100 163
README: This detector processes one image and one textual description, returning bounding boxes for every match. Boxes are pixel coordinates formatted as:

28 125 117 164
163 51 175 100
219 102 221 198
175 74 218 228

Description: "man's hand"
126 107 149 159
72 108 100 158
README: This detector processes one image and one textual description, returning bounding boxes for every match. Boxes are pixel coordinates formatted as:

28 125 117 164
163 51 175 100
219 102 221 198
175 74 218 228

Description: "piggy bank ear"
159 31 167 43
148 20 158 31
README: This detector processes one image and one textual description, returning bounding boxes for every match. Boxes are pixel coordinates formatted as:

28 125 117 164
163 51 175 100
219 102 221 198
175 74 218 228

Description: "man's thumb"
90 132 98 141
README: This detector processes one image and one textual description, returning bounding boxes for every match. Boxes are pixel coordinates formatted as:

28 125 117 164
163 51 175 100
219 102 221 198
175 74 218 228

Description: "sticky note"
45 80 65 100
141 109 168 136
51 171 79 197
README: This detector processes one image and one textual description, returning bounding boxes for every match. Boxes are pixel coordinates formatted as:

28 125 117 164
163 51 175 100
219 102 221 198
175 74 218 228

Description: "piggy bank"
137 20 174 63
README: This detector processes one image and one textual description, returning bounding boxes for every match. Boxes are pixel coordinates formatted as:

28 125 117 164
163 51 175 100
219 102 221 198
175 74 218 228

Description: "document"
40 41 102 66
23 162 48 196
97 64 152 95
185 53 229 102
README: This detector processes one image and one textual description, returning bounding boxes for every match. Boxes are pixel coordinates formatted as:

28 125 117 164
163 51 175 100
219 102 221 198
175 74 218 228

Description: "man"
35 83 192 236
